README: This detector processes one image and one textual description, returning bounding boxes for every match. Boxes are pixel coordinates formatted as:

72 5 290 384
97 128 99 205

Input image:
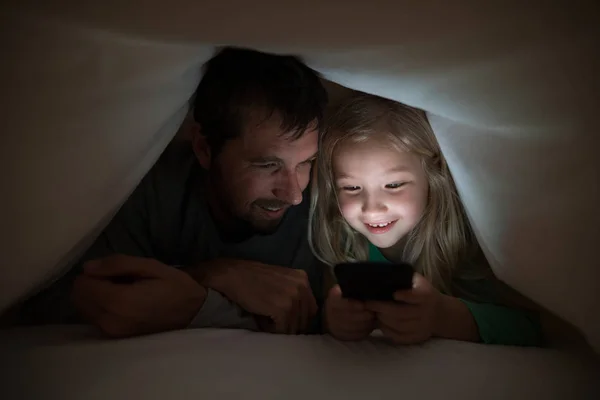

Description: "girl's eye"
342 186 361 192
386 182 406 189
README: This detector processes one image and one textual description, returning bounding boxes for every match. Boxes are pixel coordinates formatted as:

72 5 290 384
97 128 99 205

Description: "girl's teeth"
369 222 389 227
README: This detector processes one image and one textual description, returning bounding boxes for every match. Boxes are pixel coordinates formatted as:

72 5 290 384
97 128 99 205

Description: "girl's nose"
361 192 387 215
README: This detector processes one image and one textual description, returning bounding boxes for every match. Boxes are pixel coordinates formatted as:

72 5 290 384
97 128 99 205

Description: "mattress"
2 327 598 400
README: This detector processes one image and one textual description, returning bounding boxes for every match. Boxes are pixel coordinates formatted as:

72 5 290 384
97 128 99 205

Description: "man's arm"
185 259 319 334
187 288 258 330
7 149 318 336
6 168 253 333
321 263 336 334
8 166 157 327
10 234 120 326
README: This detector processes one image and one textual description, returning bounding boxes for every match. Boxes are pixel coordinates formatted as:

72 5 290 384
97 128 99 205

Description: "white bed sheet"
1 327 598 400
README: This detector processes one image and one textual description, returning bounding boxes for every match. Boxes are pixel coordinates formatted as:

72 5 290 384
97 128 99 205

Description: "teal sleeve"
459 299 544 346
369 242 544 346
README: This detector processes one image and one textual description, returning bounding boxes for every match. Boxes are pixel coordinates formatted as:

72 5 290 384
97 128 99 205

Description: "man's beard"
224 199 289 238
207 170 288 239
249 200 290 234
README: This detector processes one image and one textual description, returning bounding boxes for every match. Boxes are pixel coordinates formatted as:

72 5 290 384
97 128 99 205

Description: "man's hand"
191 259 318 335
324 285 375 341
72 255 206 338
365 273 443 345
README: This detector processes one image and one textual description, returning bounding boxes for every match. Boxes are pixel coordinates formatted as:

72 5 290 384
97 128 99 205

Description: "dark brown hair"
193 47 328 155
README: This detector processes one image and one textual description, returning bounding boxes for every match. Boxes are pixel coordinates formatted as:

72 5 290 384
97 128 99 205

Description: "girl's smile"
364 219 398 234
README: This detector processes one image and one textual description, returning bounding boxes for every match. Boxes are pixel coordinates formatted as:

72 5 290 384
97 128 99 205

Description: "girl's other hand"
365 273 442 345
324 285 376 341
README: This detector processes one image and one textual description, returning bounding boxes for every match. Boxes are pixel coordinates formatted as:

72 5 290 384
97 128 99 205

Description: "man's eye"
386 182 406 189
257 163 277 169
298 159 315 169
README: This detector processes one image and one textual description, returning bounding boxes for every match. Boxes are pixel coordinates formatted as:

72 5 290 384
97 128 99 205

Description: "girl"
309 93 543 346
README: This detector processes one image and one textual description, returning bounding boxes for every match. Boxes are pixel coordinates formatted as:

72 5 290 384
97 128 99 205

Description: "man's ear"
191 123 211 169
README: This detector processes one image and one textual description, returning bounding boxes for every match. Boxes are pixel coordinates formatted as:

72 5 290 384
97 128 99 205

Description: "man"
13 47 329 337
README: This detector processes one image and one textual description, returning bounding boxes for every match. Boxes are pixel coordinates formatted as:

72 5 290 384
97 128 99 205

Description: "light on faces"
333 138 429 249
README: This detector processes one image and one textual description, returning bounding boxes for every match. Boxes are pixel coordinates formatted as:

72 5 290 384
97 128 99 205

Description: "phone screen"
334 262 414 301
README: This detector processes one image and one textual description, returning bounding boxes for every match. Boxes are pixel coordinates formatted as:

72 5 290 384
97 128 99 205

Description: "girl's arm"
434 294 480 342
455 297 544 346
453 277 545 346
457 277 589 348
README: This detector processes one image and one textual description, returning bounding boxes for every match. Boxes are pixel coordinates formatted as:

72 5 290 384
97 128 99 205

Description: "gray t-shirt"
17 140 323 332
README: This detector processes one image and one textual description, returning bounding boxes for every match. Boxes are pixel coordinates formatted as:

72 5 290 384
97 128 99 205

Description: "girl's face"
333 135 429 249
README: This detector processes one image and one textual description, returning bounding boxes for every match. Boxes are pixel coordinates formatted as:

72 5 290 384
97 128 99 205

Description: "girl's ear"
191 122 211 169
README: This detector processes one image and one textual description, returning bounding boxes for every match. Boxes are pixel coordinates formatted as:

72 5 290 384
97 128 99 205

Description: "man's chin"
251 219 284 235
246 205 290 234
248 212 288 235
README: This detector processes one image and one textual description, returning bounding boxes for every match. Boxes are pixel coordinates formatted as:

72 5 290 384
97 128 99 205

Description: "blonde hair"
309 93 477 295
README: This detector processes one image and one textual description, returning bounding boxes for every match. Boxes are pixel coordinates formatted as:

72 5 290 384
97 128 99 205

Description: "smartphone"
334 261 414 301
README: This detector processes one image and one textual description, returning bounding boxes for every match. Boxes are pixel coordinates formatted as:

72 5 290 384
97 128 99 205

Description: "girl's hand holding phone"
365 273 443 345
324 285 376 341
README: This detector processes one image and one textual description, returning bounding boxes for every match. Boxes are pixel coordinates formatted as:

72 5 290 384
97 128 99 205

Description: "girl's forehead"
335 134 404 156
336 129 404 147
333 137 420 175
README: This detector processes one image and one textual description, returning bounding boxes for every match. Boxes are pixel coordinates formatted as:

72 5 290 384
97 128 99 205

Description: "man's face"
209 114 319 234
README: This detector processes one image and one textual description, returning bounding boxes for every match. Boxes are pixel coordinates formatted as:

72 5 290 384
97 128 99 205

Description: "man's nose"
273 170 303 205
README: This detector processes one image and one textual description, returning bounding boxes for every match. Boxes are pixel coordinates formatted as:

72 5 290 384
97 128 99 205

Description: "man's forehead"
241 114 318 153
243 112 288 143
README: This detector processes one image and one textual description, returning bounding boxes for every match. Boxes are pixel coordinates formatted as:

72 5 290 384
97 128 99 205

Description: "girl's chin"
365 234 401 249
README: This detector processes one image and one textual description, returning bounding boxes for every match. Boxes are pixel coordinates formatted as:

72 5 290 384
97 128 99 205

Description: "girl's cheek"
338 197 359 219
406 188 428 216
402 193 427 225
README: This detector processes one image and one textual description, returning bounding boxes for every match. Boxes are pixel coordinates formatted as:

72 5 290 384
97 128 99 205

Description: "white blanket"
1 327 598 399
